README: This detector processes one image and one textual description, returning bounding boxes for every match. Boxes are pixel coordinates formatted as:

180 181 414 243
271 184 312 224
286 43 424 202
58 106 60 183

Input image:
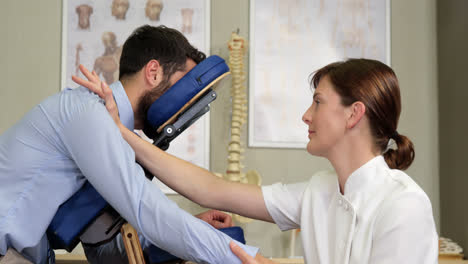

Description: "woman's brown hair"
311 58 415 170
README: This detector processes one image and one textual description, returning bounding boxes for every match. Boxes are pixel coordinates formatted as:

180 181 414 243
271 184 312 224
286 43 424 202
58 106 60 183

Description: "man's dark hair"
119 25 206 80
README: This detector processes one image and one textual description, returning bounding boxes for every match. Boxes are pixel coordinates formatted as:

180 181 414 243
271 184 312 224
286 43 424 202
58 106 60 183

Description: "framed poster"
61 0 210 193
249 0 391 148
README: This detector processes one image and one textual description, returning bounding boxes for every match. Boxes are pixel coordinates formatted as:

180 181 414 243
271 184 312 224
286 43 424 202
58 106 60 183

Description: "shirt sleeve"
262 181 308 231
369 191 439 264
60 102 258 264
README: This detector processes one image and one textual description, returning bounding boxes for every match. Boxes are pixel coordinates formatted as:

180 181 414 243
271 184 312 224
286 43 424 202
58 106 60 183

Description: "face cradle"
137 58 197 128
302 76 350 157
168 58 196 86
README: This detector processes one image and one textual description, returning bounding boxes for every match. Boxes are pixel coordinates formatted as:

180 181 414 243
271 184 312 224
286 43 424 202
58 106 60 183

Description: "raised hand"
72 65 121 126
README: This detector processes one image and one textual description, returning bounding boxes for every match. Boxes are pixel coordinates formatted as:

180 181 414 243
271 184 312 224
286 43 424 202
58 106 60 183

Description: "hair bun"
384 133 415 170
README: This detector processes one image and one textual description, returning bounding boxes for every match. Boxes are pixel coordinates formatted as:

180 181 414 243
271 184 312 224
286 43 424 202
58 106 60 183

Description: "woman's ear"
144 59 162 87
346 101 366 129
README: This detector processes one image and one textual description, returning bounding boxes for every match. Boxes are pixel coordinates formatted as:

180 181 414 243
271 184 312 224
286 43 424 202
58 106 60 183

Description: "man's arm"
84 210 234 264
60 101 258 263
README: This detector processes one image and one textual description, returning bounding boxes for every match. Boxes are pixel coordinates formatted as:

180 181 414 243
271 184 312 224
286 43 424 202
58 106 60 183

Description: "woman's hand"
230 241 277 264
72 65 121 127
195 210 234 229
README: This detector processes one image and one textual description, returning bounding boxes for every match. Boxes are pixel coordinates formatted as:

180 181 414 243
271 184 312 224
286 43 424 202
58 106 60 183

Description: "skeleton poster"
249 0 390 148
62 0 210 193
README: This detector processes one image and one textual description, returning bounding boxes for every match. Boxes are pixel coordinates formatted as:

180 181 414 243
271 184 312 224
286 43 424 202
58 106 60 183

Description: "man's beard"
137 77 172 138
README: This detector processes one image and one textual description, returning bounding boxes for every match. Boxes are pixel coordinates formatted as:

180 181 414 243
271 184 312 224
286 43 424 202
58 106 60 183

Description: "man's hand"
72 65 121 127
195 210 233 229
230 241 277 264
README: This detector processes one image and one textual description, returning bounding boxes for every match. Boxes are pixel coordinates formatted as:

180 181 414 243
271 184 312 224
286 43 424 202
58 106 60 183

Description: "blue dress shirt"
0 82 258 263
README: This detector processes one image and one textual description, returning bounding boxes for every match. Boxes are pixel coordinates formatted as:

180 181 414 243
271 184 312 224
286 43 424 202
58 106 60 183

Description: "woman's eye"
314 100 320 105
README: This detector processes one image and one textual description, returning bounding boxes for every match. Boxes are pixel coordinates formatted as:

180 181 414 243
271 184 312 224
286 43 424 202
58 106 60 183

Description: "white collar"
340 155 389 198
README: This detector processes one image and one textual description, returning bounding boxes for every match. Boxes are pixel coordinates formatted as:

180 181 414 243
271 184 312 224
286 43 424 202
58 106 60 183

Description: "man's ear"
346 101 366 129
144 60 162 87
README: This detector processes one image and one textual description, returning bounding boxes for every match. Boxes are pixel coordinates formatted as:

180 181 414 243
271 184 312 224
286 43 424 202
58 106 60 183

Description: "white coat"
262 156 438 264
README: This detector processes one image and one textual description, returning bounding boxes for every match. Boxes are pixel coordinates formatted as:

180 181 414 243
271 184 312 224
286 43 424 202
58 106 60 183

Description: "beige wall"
390 0 440 227
0 0 440 258
438 0 468 253
0 1 62 133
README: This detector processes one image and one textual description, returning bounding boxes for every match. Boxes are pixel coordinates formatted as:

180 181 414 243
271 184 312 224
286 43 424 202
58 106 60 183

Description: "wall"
0 0 439 258
438 0 468 252
390 0 440 229
0 1 62 133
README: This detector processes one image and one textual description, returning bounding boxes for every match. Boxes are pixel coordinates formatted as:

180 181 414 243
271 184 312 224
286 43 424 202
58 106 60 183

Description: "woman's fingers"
79 64 96 82
230 241 256 264
101 82 120 123
71 67 120 125
102 82 115 109
71 64 105 98
71 75 101 95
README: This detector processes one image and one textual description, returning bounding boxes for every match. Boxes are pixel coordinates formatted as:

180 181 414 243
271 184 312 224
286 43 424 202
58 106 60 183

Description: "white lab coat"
262 156 438 264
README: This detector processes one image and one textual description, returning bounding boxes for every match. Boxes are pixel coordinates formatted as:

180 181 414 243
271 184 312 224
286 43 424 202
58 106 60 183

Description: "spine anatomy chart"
216 32 262 223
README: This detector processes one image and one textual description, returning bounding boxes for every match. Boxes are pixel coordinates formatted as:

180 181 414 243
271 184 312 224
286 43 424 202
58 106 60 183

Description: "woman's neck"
327 137 378 195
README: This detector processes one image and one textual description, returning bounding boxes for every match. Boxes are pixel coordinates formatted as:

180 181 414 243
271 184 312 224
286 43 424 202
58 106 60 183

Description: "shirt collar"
110 81 134 131
341 155 389 198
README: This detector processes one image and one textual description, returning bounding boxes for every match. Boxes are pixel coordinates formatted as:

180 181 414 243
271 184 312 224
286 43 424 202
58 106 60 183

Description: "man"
0 25 258 263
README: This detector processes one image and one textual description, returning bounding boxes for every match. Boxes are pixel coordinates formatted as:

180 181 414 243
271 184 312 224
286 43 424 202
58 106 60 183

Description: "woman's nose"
302 106 312 124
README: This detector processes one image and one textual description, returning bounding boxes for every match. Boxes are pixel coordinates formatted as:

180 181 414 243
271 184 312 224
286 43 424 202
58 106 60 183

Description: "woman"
74 58 438 264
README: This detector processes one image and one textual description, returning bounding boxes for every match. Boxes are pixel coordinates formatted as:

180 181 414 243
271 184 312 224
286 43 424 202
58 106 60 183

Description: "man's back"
0 87 101 263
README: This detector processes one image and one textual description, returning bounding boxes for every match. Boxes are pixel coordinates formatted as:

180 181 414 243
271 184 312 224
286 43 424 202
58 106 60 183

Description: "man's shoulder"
41 87 106 123
61 87 103 109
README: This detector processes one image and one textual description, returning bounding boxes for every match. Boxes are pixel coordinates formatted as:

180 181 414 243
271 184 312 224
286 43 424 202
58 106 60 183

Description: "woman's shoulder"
382 168 430 200
304 170 338 194
307 170 336 184
377 168 434 219
372 170 438 262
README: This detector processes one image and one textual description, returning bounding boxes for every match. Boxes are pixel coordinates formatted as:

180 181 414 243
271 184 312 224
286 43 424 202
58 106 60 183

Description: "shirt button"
338 199 343 206
344 204 349 211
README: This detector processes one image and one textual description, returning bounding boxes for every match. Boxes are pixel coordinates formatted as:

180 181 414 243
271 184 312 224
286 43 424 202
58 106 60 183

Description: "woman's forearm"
119 125 273 222
119 124 216 206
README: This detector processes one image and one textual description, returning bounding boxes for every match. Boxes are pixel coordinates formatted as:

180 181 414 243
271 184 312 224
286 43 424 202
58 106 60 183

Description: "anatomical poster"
249 0 390 148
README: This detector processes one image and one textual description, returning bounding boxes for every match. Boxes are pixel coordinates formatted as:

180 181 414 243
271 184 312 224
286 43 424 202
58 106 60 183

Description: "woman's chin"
306 143 318 156
306 142 327 158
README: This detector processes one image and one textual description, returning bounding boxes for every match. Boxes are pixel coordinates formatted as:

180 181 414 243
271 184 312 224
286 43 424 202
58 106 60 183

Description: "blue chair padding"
146 55 229 130
146 226 246 264
218 226 246 244
47 182 108 251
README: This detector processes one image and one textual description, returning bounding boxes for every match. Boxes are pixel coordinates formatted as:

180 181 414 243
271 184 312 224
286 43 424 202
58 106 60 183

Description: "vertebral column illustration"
218 32 261 223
